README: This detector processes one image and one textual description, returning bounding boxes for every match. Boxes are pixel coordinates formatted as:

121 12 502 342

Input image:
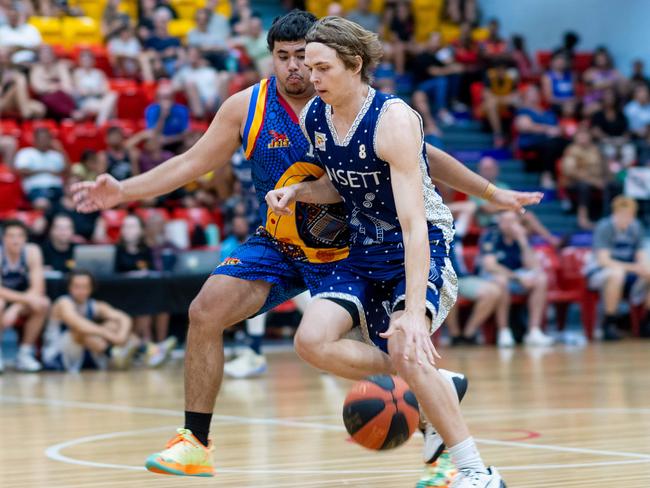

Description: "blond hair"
305 16 383 84
612 195 638 214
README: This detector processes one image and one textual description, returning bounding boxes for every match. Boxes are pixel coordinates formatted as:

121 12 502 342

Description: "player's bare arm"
377 103 438 366
72 88 253 212
265 174 342 215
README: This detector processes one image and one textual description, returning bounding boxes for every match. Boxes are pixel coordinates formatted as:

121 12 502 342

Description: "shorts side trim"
313 291 374 346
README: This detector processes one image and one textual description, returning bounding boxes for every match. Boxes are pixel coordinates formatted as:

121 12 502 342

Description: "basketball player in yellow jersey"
73 10 542 478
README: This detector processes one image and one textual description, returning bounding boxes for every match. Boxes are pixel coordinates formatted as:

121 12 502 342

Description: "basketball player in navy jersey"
266 17 544 487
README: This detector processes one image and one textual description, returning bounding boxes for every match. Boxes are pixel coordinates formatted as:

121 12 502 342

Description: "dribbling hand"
380 310 439 366
71 174 124 213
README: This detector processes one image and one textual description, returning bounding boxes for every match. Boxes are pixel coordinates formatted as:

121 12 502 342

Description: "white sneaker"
451 466 506 487
497 328 515 348
422 369 469 464
146 336 177 368
224 348 267 379
524 328 554 347
15 350 43 372
110 337 140 370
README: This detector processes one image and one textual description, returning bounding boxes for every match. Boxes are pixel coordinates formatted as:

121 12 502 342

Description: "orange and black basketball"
342 375 419 450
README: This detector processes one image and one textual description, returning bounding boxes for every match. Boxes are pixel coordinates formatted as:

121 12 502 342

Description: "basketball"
342 375 420 450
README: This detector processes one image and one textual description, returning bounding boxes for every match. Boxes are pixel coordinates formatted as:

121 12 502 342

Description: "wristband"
482 182 497 201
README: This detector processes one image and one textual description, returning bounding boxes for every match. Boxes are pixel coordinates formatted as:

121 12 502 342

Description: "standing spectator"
72 50 118 126
560 127 610 230
478 211 554 347
173 47 223 119
411 32 462 133
13 127 68 211
98 127 137 181
591 88 636 171
481 60 519 147
514 85 569 188
585 197 650 340
346 0 381 33
107 23 147 79
0 220 49 372
41 214 76 273
43 269 139 372
583 47 624 115
29 45 76 120
187 8 229 71
144 82 190 153
624 83 650 138
0 47 45 119
0 3 41 64
143 8 182 78
541 53 576 113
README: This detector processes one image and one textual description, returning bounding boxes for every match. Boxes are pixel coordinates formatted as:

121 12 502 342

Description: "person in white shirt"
624 84 650 138
72 50 118 125
13 128 67 210
172 46 226 118
0 4 41 64
107 23 149 79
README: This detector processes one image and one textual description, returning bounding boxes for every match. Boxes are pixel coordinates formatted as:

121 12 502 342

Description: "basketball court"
2 341 649 487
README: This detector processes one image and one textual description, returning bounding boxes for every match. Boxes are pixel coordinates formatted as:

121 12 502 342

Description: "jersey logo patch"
219 257 241 266
314 131 327 151
267 130 291 149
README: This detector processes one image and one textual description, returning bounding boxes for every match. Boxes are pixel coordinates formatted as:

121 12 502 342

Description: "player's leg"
224 311 268 379
17 297 50 372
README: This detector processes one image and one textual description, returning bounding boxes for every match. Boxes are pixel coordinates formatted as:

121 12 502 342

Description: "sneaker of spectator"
13 127 68 211
30 45 77 120
173 46 224 119
0 47 45 119
143 8 182 78
72 50 118 125
0 3 42 64
144 82 190 153
346 0 381 33
624 83 650 139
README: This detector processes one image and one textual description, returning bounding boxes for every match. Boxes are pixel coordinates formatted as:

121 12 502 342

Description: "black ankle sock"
604 314 618 327
104 345 113 357
248 334 263 355
184 411 212 446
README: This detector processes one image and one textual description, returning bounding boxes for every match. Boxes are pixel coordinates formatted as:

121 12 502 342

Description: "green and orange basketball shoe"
145 428 215 477
416 451 457 488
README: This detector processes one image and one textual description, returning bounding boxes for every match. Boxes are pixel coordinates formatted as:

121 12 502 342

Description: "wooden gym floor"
1 341 649 487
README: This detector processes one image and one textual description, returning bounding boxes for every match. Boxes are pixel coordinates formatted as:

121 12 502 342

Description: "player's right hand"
265 187 297 216
71 174 124 213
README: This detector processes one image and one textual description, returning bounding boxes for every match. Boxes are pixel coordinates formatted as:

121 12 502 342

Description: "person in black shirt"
41 214 76 273
590 88 636 168
115 214 153 273
47 178 102 242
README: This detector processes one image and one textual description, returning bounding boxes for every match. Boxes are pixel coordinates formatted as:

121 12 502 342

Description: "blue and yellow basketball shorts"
312 256 458 353
212 233 338 317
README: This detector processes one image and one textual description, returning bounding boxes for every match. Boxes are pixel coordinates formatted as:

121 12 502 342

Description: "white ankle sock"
448 436 487 472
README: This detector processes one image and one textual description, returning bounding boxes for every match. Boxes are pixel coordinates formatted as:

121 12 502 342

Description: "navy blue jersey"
0 246 29 292
300 88 453 276
478 228 524 271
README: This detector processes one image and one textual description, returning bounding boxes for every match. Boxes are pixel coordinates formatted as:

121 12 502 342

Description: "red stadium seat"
101 209 128 242
110 79 150 120
0 164 27 212
536 50 552 70
171 207 214 229
558 247 597 340
61 121 106 161
134 207 170 222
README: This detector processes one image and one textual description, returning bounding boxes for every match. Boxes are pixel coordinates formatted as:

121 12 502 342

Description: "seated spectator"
47 176 105 243
0 3 41 64
72 50 118 126
446 201 512 346
143 212 177 272
624 83 650 139
98 127 137 181
13 127 68 211
478 211 554 347
173 47 223 119
144 82 190 153
107 23 147 79
514 85 570 188
411 32 462 134
71 150 107 182
137 0 159 41
205 0 231 44
630 59 649 89
42 269 139 372
591 88 636 170
481 60 519 147
143 8 182 78
510 34 537 81
0 47 45 119
229 0 261 36
220 212 252 259
0 219 49 372
29 45 76 120
585 196 650 339
41 214 76 273
541 52 576 113
187 8 229 71
583 47 624 115
235 17 271 77
0 131 17 165
385 0 414 75
133 130 174 175
560 127 610 230
481 19 511 65
102 0 131 40
346 0 381 33
471 156 559 246
452 22 483 107
443 0 478 26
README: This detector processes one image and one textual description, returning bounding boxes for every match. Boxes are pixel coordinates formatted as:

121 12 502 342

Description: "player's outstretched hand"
71 173 124 213
489 188 544 213
266 187 297 216
380 311 440 366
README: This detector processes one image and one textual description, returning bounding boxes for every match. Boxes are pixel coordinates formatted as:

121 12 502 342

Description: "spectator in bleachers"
14 127 67 211
143 212 177 272
229 0 261 36
411 32 462 133
481 60 519 147
187 8 229 71
624 83 650 139
143 7 181 78
591 88 636 172
43 269 139 372
0 46 45 118
541 52 576 114
29 45 76 120
102 0 131 41
481 19 510 66
443 0 478 26
585 196 650 340
0 2 41 64
630 59 649 89
144 82 190 153
107 23 147 79
137 0 158 41
236 16 272 78
219 212 250 260
0 219 49 372
99 126 136 181
205 0 231 43
510 34 537 81
0 131 17 165
514 84 569 188
385 0 414 75
41 213 76 273
478 211 554 347
172 47 223 120
72 50 118 126
346 0 381 33
47 176 104 242
583 47 624 116
133 130 173 175
552 31 580 67
560 127 610 230
71 149 106 182
452 21 483 107
32 0 81 17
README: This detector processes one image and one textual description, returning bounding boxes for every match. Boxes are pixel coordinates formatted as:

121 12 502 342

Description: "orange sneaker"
145 428 215 477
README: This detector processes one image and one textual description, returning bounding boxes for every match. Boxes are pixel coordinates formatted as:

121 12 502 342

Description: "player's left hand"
266 187 297 216
489 188 544 213
380 310 440 366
